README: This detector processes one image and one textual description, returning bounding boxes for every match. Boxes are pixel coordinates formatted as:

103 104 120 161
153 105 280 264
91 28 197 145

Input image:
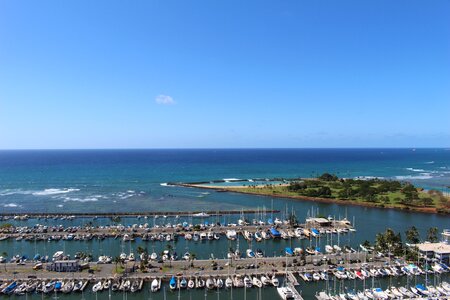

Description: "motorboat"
150 278 160 292
277 286 295 299
169 276 177 290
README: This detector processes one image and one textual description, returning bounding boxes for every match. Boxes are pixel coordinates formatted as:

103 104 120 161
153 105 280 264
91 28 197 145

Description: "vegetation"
224 173 449 212
374 226 440 261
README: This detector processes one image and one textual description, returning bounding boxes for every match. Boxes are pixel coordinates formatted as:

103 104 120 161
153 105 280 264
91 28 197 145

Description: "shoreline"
178 183 448 216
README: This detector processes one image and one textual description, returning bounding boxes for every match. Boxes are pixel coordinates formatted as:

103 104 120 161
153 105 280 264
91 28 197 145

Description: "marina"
0 212 448 298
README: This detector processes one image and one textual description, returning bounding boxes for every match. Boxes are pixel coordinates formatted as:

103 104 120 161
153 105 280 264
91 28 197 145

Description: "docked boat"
243 276 252 288
226 230 237 240
150 278 160 292
271 275 279 287
169 276 177 290
246 249 256 258
225 277 233 288
285 247 294 256
252 276 262 288
277 286 295 299
206 278 215 290
187 278 195 289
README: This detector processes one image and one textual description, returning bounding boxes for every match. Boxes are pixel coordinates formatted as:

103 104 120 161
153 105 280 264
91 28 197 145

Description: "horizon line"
0 147 449 151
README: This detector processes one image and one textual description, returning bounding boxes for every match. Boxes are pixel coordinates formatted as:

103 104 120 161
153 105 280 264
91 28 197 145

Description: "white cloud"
155 94 175 105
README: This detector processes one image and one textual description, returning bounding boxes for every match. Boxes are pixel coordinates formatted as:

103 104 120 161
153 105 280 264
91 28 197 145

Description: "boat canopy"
270 227 281 237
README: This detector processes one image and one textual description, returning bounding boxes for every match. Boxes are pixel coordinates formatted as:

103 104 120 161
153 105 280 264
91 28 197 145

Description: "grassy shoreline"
179 175 450 215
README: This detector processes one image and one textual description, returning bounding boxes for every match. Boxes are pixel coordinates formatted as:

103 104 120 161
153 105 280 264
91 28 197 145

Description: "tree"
190 253 197 267
318 173 338 181
405 226 420 244
113 256 121 273
427 227 439 243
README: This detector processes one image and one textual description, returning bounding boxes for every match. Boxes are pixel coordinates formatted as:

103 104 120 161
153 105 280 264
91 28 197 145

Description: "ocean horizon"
0 148 449 213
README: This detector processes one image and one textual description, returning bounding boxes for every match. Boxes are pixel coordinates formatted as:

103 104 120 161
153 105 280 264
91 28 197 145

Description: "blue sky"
0 0 449 149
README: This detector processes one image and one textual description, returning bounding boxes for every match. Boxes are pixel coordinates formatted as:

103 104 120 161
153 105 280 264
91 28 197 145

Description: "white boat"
192 212 209 217
226 230 237 240
52 251 64 260
150 279 160 292
225 277 233 288
187 278 195 289
150 252 158 260
261 275 270 286
325 245 334 253
252 276 262 288
216 278 224 288
372 288 388 299
243 231 253 241
92 281 102 293
271 275 279 287
244 276 252 288
277 286 295 299
246 249 256 258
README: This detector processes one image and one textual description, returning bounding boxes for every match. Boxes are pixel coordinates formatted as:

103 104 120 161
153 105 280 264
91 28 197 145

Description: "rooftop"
415 242 450 254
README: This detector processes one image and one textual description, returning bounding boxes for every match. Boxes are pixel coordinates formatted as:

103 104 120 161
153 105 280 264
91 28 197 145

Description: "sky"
0 0 449 149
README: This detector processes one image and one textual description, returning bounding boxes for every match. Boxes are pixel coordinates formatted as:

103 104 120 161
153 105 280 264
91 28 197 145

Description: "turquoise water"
0 149 449 298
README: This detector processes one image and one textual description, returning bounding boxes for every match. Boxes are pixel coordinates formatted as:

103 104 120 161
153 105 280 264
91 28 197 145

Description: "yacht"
277 286 295 299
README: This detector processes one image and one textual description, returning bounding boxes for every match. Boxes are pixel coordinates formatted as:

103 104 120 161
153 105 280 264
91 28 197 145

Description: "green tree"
427 227 439 242
405 226 420 244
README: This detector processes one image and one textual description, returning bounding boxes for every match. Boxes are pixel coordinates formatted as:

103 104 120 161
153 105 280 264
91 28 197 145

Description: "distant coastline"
174 176 450 215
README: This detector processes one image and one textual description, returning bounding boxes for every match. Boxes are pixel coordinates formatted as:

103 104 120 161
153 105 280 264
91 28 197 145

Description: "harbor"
0 212 448 298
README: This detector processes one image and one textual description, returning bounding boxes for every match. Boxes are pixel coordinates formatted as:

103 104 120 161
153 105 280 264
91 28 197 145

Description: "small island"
181 173 450 215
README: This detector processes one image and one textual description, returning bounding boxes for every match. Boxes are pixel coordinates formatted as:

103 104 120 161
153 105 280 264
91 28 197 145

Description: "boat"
130 280 140 293
271 275 279 287
151 278 160 292
3 281 17 295
43 281 55 294
285 247 294 256
372 287 389 299
252 276 262 288
325 245 334 253
243 276 252 288
390 286 404 298
180 277 187 289
225 277 233 288
206 278 215 290
187 278 195 289
192 212 209 217
269 227 281 238
277 286 295 299
169 276 177 290
216 278 224 288
243 231 253 241
92 281 102 293
415 284 429 296
226 230 237 240
246 249 256 258
254 231 263 242
62 281 74 293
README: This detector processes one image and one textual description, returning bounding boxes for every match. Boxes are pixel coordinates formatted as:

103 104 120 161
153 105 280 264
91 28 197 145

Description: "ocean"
0 148 449 299
0 148 449 213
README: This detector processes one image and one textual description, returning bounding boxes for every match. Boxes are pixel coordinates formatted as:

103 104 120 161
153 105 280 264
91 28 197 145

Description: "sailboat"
276 255 296 299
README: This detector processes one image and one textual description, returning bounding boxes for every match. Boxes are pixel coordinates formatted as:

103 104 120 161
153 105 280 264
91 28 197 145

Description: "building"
306 217 332 227
414 229 450 264
47 260 80 272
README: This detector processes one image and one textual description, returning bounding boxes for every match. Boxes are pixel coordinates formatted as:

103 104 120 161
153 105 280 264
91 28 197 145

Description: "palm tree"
113 256 121 273
190 253 197 267
427 227 439 243
405 226 420 244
